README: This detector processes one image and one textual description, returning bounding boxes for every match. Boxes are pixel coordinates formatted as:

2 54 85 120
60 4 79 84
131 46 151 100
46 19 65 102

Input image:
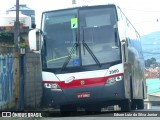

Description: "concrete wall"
24 52 42 110
144 94 160 109
0 47 42 111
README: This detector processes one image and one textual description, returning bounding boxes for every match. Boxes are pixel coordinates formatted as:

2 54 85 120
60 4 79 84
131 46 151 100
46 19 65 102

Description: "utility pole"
72 0 76 4
14 0 20 51
14 0 21 111
15 0 25 111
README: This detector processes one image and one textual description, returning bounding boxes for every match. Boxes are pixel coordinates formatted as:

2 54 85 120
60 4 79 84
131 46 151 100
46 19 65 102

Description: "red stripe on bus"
43 73 123 89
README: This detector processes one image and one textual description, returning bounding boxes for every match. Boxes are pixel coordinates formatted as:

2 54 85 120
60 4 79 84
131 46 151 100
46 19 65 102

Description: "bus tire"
131 100 137 110
130 76 137 110
136 99 144 109
120 99 131 112
60 105 77 116
85 105 101 114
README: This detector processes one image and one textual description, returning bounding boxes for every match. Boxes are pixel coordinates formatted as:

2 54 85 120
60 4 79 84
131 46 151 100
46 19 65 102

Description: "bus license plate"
77 92 90 98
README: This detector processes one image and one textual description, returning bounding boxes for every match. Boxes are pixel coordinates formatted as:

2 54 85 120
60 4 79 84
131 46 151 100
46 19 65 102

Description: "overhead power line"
143 52 160 54
142 44 160 45
121 8 160 13
134 19 159 24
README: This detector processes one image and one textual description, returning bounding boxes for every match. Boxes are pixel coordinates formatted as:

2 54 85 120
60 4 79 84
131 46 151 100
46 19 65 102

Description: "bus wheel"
60 105 77 116
85 105 101 114
131 100 137 110
120 99 131 112
136 99 144 109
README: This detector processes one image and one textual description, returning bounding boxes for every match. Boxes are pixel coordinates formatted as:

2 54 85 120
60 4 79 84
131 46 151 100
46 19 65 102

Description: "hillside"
141 31 160 61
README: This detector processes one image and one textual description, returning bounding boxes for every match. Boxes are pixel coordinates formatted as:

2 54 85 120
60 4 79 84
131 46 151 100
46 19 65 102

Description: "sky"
0 0 160 36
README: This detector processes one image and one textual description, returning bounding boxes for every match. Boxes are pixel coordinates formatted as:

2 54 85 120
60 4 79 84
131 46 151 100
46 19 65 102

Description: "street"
0 107 160 120
40 107 160 120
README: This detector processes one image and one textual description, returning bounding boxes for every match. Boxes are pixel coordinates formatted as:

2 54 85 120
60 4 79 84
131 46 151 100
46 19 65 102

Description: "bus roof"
42 4 118 14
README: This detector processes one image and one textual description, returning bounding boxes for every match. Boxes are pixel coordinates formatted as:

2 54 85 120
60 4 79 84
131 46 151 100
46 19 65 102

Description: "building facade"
7 4 35 28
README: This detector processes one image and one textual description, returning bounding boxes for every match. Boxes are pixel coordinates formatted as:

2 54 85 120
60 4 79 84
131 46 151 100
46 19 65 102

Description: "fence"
0 46 42 111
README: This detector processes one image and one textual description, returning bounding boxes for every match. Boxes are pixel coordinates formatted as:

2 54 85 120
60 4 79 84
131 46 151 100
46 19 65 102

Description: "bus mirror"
28 29 41 53
117 21 126 43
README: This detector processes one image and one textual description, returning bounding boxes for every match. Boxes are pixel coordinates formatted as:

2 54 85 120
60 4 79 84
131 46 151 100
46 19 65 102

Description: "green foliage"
0 30 12 36
0 30 28 48
0 30 14 44
19 37 28 48
145 57 157 67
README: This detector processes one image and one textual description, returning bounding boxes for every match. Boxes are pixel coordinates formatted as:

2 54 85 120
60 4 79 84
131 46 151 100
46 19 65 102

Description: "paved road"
41 109 160 120
45 117 160 120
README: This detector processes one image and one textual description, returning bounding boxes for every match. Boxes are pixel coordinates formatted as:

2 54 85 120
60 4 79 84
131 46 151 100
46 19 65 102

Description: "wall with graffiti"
0 51 42 111
0 53 14 108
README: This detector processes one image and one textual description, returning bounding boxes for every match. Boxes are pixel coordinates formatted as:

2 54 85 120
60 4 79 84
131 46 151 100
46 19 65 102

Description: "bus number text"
109 69 119 74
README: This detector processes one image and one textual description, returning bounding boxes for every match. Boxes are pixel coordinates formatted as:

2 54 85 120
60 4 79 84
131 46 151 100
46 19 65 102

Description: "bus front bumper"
41 80 125 107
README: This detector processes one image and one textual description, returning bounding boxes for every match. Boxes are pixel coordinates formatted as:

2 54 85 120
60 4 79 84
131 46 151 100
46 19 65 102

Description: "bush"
0 30 14 44
0 30 28 48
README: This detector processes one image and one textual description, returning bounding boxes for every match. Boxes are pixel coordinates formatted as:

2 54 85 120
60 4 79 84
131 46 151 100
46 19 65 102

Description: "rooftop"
7 4 34 11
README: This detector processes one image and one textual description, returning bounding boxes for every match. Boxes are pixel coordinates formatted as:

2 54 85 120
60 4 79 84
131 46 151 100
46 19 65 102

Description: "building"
0 12 31 46
7 4 35 28
0 12 31 29
144 78 160 109
145 68 160 78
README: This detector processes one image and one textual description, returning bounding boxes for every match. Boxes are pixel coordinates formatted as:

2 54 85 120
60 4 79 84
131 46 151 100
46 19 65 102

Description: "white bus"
28 4 147 114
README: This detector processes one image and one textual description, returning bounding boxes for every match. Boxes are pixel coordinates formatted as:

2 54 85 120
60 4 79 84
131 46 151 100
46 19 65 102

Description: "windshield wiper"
82 42 101 67
61 43 78 71
82 29 101 67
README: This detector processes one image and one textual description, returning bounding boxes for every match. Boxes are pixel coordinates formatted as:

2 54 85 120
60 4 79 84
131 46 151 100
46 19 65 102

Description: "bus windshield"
41 5 121 69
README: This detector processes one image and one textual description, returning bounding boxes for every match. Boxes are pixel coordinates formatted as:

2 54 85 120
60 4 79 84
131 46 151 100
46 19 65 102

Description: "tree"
0 30 14 44
145 57 157 67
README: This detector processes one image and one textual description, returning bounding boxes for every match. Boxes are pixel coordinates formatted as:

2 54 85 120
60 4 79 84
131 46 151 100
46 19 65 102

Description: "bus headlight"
44 83 51 88
105 75 123 86
44 83 61 89
51 83 61 89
